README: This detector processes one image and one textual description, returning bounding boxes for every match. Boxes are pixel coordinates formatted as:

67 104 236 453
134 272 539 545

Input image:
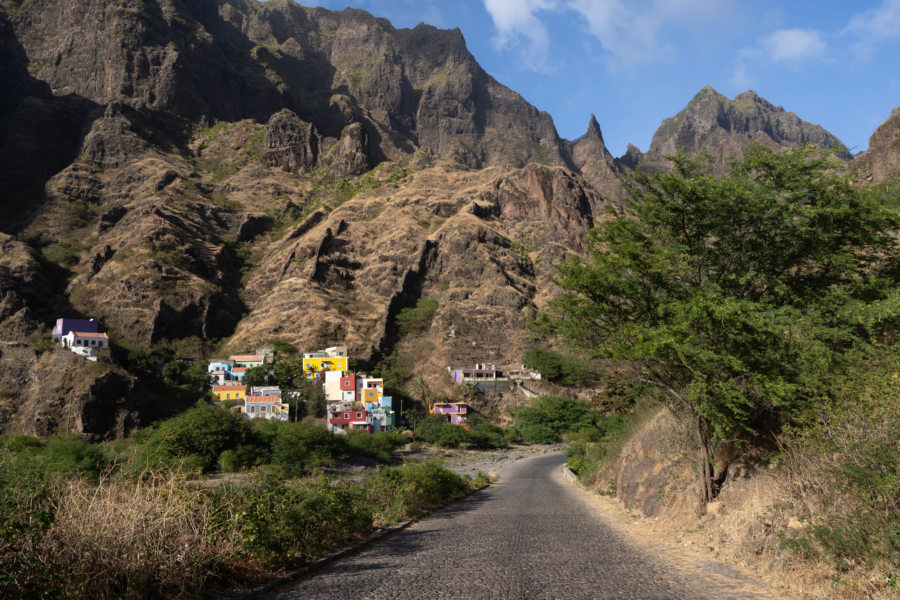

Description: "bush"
365 460 471 524
415 415 470 448
270 422 345 475
467 420 508 450
523 347 593 386
781 360 900 572
147 404 257 472
514 396 595 443
346 431 406 463
394 298 438 338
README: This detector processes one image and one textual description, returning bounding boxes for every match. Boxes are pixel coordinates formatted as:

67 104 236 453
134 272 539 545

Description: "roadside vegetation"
545 145 900 598
0 413 480 600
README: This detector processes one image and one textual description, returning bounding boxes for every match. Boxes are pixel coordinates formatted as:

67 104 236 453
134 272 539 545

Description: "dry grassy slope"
3 111 607 433
228 157 606 387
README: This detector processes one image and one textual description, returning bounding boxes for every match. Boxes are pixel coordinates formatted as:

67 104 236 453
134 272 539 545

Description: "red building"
328 405 370 434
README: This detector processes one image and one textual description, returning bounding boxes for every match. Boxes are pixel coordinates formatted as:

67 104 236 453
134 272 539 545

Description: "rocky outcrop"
263 109 319 172
853 106 900 183
639 87 850 171
567 114 626 203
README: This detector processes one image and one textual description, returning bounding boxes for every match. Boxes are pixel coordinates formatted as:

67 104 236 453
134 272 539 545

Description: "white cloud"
759 28 827 63
844 0 900 58
731 28 826 92
482 0 736 71
482 0 560 69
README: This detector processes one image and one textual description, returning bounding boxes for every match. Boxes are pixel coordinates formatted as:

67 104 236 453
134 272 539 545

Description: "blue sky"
299 0 900 156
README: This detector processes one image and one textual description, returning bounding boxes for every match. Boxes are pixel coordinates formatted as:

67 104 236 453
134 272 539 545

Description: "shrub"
523 347 593 386
415 415 470 448
467 419 508 449
269 422 345 475
147 404 257 472
346 431 406 463
514 396 595 443
394 298 438 338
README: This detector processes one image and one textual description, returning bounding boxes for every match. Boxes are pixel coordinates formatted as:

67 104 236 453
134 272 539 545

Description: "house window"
344 413 349 419
261 406 266 412
249 406 255 413
356 412 362 418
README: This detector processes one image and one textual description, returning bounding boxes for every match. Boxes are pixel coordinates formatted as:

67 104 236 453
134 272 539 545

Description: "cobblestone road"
268 453 767 599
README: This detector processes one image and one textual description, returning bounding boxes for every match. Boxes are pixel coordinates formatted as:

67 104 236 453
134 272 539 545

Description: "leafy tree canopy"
539 145 900 505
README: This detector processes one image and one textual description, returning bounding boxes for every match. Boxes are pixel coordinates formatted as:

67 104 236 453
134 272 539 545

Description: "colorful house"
60 331 109 361
430 402 468 425
328 405 368 434
450 363 510 393
241 395 289 421
324 369 347 402
231 367 248 382
53 318 98 340
365 395 395 432
229 354 266 369
207 358 234 385
212 385 246 402
358 376 384 404
339 374 358 403
302 346 349 379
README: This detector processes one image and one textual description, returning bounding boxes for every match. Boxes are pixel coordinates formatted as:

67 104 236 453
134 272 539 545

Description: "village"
51 317 541 434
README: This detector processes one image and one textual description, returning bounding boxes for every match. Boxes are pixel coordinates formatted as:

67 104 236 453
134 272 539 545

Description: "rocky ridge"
633 86 850 171
0 0 875 438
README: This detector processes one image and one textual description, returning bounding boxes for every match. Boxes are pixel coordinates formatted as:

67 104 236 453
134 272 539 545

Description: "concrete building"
242 395 289 421
450 363 510 393
430 402 468 425
60 331 108 361
212 385 245 402
302 346 349 379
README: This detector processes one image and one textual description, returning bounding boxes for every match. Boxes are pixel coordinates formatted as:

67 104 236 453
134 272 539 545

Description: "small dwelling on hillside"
212 385 245 402
60 330 109 362
241 396 288 421
449 363 510 393
207 359 234 385
303 346 349 380
430 402 468 425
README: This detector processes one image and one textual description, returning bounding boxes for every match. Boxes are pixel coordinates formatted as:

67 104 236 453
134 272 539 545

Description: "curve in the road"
268 453 764 600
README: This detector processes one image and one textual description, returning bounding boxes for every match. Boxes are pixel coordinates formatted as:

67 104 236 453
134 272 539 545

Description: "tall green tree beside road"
540 145 900 508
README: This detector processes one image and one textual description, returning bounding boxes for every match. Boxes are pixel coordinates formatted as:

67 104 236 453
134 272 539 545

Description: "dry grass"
587 402 898 600
31 470 242 599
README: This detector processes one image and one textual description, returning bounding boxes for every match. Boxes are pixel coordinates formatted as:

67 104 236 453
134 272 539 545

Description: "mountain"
0 0 601 437
0 1 880 439
634 86 850 170
852 106 900 183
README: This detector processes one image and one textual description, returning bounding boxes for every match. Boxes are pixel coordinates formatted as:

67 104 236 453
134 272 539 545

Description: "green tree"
540 145 900 508
242 364 270 388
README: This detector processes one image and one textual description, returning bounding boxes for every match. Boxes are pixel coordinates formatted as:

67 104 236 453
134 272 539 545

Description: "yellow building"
212 385 246 402
302 346 349 379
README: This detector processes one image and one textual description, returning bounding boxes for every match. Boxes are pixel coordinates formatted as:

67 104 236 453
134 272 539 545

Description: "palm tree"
407 375 431 410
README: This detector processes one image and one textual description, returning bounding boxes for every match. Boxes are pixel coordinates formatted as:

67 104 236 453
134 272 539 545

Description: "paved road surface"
269 453 765 600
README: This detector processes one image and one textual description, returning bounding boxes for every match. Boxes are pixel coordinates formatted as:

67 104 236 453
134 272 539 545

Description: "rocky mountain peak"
584 113 604 142
640 86 850 170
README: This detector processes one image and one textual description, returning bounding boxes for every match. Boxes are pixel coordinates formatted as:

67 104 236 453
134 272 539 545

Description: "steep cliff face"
637 87 850 170
1 0 568 192
853 106 900 183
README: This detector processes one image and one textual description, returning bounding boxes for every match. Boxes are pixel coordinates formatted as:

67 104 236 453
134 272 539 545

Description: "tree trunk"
694 414 715 511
